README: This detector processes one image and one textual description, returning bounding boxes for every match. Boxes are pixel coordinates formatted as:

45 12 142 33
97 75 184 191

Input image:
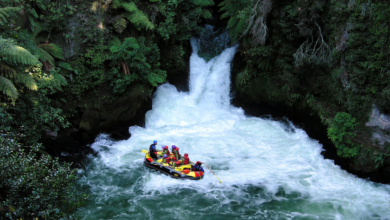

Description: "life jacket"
183 156 190 165
163 157 171 164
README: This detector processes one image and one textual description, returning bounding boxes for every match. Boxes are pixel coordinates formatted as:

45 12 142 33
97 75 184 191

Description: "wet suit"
149 144 158 160
162 148 170 157
192 164 204 172
172 147 181 160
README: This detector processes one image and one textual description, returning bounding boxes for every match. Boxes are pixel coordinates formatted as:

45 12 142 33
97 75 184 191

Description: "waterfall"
77 28 390 220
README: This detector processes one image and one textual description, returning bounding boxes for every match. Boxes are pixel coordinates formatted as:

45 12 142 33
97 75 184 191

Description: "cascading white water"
77 33 390 220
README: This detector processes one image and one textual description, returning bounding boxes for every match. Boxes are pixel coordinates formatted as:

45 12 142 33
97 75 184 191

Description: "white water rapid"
77 36 390 220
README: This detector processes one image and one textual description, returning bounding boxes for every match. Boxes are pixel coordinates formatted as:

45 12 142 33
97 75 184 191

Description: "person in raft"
192 161 204 172
162 145 170 156
171 156 182 169
183 153 190 165
162 154 171 164
171 145 181 159
149 140 158 160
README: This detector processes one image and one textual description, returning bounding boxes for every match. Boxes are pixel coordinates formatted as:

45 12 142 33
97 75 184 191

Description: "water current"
77 30 390 219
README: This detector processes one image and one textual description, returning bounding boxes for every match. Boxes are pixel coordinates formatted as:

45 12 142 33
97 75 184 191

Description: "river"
77 29 390 220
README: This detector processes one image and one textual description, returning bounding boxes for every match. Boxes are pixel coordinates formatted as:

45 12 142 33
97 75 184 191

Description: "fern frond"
38 47 55 66
218 0 229 7
202 9 212 19
121 1 137 12
50 71 67 86
13 73 37 91
0 38 39 66
193 0 214 6
38 43 64 60
112 36 122 48
0 76 18 98
227 16 237 28
124 10 154 30
0 7 21 26
0 62 17 78
114 17 128 33
112 0 121 9
33 22 49 38
220 12 231 19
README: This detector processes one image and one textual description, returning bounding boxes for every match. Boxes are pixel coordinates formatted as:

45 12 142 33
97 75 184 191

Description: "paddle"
202 162 223 184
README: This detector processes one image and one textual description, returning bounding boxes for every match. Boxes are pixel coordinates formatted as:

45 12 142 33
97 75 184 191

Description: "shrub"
327 112 359 158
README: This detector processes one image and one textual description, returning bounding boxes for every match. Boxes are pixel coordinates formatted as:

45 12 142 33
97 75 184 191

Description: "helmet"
161 145 165 150
176 161 181 165
196 161 202 165
164 146 168 149
172 157 176 160
153 140 157 144
172 145 176 149
184 153 188 157
163 154 168 158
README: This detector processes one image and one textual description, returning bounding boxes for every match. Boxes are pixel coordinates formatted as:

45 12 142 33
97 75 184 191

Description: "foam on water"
78 37 390 219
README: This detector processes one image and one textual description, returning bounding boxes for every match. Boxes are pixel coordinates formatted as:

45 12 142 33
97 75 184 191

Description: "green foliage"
156 0 213 40
0 7 20 26
327 112 359 158
0 38 39 98
38 43 65 60
0 76 17 98
219 0 251 42
109 37 166 93
0 133 88 219
0 38 39 66
112 0 154 32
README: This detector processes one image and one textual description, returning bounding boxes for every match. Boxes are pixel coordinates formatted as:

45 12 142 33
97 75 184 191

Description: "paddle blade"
142 150 148 154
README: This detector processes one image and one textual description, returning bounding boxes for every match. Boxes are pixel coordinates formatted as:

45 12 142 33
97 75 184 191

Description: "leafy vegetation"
0 132 88 219
0 0 214 217
222 0 390 169
327 112 359 158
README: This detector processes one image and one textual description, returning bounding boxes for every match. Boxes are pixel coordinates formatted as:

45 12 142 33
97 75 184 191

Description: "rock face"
366 105 390 145
40 84 152 166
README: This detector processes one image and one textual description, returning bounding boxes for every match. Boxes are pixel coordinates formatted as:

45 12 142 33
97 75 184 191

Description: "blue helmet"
172 145 176 150
163 154 168 158
153 140 157 144
161 145 165 150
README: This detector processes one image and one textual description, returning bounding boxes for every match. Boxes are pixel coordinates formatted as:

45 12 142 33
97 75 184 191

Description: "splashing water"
77 34 390 220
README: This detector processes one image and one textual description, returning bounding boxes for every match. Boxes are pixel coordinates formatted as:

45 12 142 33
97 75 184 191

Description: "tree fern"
202 9 212 19
121 1 137 12
0 7 21 26
111 0 154 31
114 17 128 33
0 75 18 98
124 11 154 30
13 73 38 91
0 62 17 78
0 38 39 66
38 43 64 60
38 47 55 66
33 23 49 38
193 0 214 6
50 71 67 86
